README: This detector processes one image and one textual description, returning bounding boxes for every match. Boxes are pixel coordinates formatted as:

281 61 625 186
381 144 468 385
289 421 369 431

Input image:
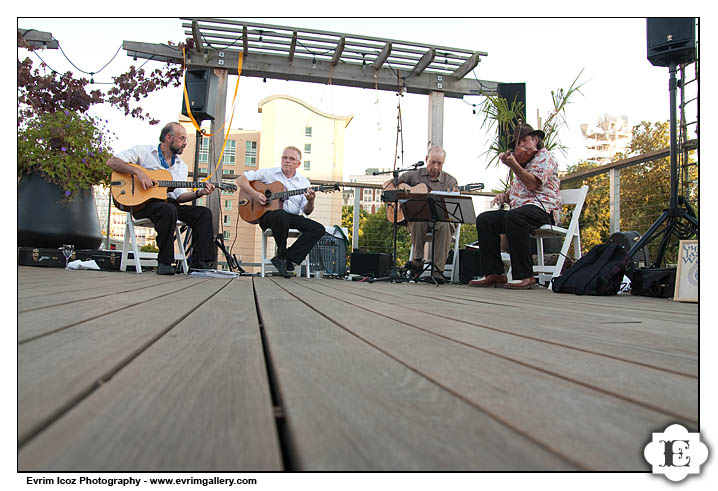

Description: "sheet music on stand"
399 193 475 225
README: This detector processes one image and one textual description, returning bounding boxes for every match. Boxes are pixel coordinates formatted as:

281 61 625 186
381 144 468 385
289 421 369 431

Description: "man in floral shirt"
470 124 561 289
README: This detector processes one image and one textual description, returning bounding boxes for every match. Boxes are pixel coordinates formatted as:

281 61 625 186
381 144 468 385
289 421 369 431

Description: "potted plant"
17 31 185 250
17 110 114 249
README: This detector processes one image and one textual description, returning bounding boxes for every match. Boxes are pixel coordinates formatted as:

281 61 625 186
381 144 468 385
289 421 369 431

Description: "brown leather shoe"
469 274 507 287
503 277 537 289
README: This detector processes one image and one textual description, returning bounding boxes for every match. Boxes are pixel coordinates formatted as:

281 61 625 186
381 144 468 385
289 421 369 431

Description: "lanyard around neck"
157 145 176 169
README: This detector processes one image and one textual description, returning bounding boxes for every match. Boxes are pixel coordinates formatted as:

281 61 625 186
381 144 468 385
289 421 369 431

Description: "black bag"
608 231 649 275
551 243 628 295
630 267 677 298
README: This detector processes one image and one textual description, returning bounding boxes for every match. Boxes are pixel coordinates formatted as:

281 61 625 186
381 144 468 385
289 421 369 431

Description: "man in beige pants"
387 146 459 283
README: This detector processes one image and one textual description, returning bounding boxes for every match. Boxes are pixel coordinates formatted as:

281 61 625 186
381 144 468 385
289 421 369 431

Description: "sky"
16 17 700 192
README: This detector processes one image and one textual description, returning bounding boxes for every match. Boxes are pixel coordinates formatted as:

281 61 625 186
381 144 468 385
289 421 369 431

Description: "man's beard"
170 143 185 155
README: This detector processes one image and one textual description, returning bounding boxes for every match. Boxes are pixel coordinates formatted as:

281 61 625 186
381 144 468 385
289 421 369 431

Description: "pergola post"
208 68 228 243
428 90 445 150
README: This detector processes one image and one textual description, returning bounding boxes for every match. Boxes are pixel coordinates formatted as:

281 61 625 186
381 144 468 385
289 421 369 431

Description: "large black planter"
18 172 103 249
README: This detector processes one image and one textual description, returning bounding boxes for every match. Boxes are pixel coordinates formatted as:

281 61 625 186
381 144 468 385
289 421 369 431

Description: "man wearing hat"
470 124 562 289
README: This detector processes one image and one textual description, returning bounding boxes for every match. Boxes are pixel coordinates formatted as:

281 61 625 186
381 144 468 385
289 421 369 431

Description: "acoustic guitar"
239 180 341 224
385 182 484 223
111 163 238 212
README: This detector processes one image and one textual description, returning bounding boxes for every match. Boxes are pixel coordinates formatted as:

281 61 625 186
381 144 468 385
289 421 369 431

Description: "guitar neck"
271 185 323 200
156 180 203 189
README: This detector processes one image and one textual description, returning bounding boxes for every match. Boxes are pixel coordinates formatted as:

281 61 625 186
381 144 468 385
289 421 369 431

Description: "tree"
564 121 698 264
18 33 184 128
341 205 368 249
355 205 411 265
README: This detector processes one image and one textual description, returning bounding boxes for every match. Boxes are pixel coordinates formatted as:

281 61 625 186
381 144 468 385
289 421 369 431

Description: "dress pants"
408 221 454 275
259 209 325 265
475 205 553 280
132 199 216 266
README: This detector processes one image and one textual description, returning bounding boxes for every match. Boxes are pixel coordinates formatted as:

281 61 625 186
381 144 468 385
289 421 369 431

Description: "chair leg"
120 221 131 272
128 219 142 274
450 224 462 283
261 230 267 278
175 223 189 274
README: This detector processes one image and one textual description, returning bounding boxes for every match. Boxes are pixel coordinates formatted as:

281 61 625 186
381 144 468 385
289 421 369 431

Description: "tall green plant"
479 69 586 191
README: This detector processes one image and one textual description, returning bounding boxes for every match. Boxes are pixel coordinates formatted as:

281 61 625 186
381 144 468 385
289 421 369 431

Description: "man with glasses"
238 145 325 278
107 122 218 275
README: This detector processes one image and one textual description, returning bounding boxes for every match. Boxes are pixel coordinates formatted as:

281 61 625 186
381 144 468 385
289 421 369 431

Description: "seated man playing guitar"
385 145 458 283
106 122 218 275
238 145 325 278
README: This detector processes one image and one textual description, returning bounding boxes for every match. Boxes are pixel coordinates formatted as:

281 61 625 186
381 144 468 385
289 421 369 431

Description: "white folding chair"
409 224 462 282
120 212 189 274
532 185 588 287
261 228 311 278
503 185 589 286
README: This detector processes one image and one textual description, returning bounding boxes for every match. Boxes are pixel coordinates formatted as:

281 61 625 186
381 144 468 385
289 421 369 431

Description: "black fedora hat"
508 123 546 149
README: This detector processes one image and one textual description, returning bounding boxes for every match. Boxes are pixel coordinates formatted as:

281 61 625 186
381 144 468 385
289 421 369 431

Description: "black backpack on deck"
550 243 628 295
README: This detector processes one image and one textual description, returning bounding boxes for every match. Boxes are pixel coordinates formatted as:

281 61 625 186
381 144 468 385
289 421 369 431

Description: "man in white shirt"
238 146 325 277
107 122 217 275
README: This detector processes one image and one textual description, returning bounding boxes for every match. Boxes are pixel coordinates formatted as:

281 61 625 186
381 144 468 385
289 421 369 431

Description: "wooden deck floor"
17 266 699 472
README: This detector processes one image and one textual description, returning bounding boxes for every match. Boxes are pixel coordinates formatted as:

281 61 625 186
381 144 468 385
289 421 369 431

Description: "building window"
224 200 232 210
305 126 312 137
199 167 208 174
304 143 311 154
245 141 257 166
223 230 230 240
224 140 236 165
304 160 311 171
223 169 233 175
199 137 209 164
223 215 231 226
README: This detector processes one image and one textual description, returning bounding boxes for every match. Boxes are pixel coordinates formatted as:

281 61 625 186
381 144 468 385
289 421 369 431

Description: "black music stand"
401 193 475 285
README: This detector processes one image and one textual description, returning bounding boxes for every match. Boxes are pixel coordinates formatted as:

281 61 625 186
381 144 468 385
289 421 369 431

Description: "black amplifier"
350 252 391 278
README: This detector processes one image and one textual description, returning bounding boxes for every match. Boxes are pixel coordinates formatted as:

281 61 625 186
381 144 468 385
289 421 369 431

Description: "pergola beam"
413 48 436 76
288 31 297 63
451 52 481 80
123 40 500 98
331 36 345 65
373 42 392 69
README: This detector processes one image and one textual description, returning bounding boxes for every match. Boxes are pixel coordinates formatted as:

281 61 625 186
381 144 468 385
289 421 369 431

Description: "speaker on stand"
497 82 526 147
628 18 698 268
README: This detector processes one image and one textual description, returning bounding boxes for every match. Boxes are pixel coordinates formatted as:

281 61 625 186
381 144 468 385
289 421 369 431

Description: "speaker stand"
628 61 698 267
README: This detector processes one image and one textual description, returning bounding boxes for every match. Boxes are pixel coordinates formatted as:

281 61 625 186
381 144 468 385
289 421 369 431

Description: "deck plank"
295 280 697 421
18 271 184 312
325 280 698 375
253 277 578 471
277 279 694 471
18 279 229 445
19 278 209 342
19 278 282 472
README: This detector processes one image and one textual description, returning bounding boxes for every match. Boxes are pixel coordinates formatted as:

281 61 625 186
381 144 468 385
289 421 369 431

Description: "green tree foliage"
341 205 368 248
357 204 411 264
140 243 159 253
564 121 698 264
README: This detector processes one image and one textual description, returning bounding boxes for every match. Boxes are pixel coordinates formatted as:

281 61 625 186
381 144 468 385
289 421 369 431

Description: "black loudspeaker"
646 18 696 67
497 82 526 147
181 69 218 121
350 252 391 277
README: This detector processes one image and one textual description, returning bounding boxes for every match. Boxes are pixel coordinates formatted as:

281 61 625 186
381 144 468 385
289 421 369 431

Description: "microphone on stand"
412 160 425 168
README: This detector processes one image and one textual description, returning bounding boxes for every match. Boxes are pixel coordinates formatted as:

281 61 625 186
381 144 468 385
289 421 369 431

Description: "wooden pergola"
123 19 505 237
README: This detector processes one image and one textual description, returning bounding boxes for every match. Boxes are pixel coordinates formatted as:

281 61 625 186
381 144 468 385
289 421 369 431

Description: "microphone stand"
369 161 424 283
